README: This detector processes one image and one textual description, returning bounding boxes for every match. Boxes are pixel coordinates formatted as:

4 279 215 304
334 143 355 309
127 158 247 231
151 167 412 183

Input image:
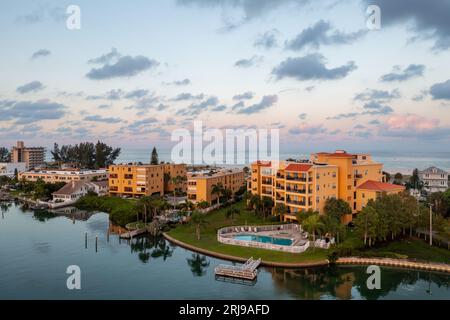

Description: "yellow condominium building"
187 169 245 204
249 150 404 223
19 169 108 183
162 163 187 193
109 163 187 197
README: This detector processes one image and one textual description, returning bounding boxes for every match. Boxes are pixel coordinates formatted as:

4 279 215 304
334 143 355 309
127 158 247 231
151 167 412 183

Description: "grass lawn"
167 201 329 264
361 238 450 264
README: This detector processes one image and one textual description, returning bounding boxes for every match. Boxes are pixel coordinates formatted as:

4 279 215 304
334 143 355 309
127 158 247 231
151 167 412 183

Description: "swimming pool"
234 234 293 246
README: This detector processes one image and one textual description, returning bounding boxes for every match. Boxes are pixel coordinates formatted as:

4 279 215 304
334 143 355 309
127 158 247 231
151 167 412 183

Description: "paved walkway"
337 257 450 273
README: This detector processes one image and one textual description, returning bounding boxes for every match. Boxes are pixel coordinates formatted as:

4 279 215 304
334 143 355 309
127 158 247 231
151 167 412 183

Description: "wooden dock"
214 257 261 280
119 228 147 239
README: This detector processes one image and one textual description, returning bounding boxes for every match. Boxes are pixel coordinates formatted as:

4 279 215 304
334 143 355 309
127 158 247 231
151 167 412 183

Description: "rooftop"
284 163 313 172
22 169 107 175
356 180 405 192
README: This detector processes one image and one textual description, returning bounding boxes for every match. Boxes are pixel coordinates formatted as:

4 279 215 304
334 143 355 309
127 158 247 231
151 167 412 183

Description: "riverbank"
166 201 330 264
166 201 450 271
164 233 450 273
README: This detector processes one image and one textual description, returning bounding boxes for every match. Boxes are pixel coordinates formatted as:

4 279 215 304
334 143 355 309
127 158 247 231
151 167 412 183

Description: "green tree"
383 171 391 183
191 211 208 240
393 172 403 185
324 198 352 223
222 188 232 203
51 143 61 162
226 206 240 223
261 197 274 221
211 183 224 205
274 203 288 222
0 147 10 162
409 168 421 190
150 146 159 165
354 205 378 247
302 213 324 243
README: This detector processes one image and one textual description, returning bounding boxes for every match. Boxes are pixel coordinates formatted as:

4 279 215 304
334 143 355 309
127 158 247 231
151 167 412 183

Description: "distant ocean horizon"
113 149 450 175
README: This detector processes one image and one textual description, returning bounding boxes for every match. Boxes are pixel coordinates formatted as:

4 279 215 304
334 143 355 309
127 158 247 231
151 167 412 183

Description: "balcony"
355 173 363 179
276 184 285 190
286 199 306 206
286 187 306 194
276 197 285 201
276 173 285 179
261 179 272 185
286 175 306 182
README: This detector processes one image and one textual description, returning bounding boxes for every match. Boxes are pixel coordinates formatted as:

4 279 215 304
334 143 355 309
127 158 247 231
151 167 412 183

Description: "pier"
214 257 261 280
119 228 147 239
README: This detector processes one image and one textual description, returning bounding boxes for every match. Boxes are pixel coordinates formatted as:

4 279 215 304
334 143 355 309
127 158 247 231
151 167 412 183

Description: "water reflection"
1 202 448 300
130 236 174 264
269 266 450 300
187 253 210 277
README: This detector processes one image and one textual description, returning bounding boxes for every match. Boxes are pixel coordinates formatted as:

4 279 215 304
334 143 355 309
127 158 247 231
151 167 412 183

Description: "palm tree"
170 175 186 209
261 197 274 221
222 188 232 203
302 214 324 243
226 206 240 223
274 203 288 222
191 211 208 240
211 183 224 205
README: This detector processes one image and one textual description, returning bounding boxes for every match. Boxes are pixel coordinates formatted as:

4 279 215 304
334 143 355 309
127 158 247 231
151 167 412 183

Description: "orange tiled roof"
356 180 405 192
284 163 313 172
255 160 272 167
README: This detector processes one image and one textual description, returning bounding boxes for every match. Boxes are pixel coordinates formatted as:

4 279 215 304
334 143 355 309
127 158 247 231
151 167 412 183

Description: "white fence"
217 224 310 253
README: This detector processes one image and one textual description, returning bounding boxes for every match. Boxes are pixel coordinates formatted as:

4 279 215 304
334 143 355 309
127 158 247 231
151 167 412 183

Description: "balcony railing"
276 185 284 190
286 200 306 206
261 179 272 185
286 188 306 194
286 176 307 182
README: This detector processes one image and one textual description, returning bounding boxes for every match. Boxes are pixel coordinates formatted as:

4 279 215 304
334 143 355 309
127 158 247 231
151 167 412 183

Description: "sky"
1 0 450 154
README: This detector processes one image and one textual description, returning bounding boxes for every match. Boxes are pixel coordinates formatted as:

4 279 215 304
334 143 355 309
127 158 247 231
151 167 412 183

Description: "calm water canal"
0 202 449 300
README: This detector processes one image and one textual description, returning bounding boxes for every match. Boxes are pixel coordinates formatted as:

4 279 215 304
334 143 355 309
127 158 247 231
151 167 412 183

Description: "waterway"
0 203 448 300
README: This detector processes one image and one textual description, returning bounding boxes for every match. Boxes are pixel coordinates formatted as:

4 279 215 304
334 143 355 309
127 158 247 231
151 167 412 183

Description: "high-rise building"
248 150 404 223
11 141 45 169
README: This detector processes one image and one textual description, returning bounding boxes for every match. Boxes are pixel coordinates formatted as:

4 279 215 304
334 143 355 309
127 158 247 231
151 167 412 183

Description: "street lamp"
428 204 433 246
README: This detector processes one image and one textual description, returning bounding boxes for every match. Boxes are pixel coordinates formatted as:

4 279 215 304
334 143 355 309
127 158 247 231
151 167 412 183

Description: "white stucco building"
0 162 27 178
50 180 108 208
419 166 449 193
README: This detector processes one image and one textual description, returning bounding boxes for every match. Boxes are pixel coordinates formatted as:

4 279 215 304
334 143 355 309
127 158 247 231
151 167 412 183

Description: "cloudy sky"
1 0 450 153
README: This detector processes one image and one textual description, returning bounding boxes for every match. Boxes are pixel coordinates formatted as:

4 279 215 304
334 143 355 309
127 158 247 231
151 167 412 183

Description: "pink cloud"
385 114 439 131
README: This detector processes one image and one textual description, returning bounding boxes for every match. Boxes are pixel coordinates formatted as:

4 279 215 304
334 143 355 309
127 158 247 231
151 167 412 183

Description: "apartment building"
162 163 187 193
11 141 45 169
419 166 449 193
19 169 108 183
249 150 404 223
108 163 187 197
187 169 245 204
